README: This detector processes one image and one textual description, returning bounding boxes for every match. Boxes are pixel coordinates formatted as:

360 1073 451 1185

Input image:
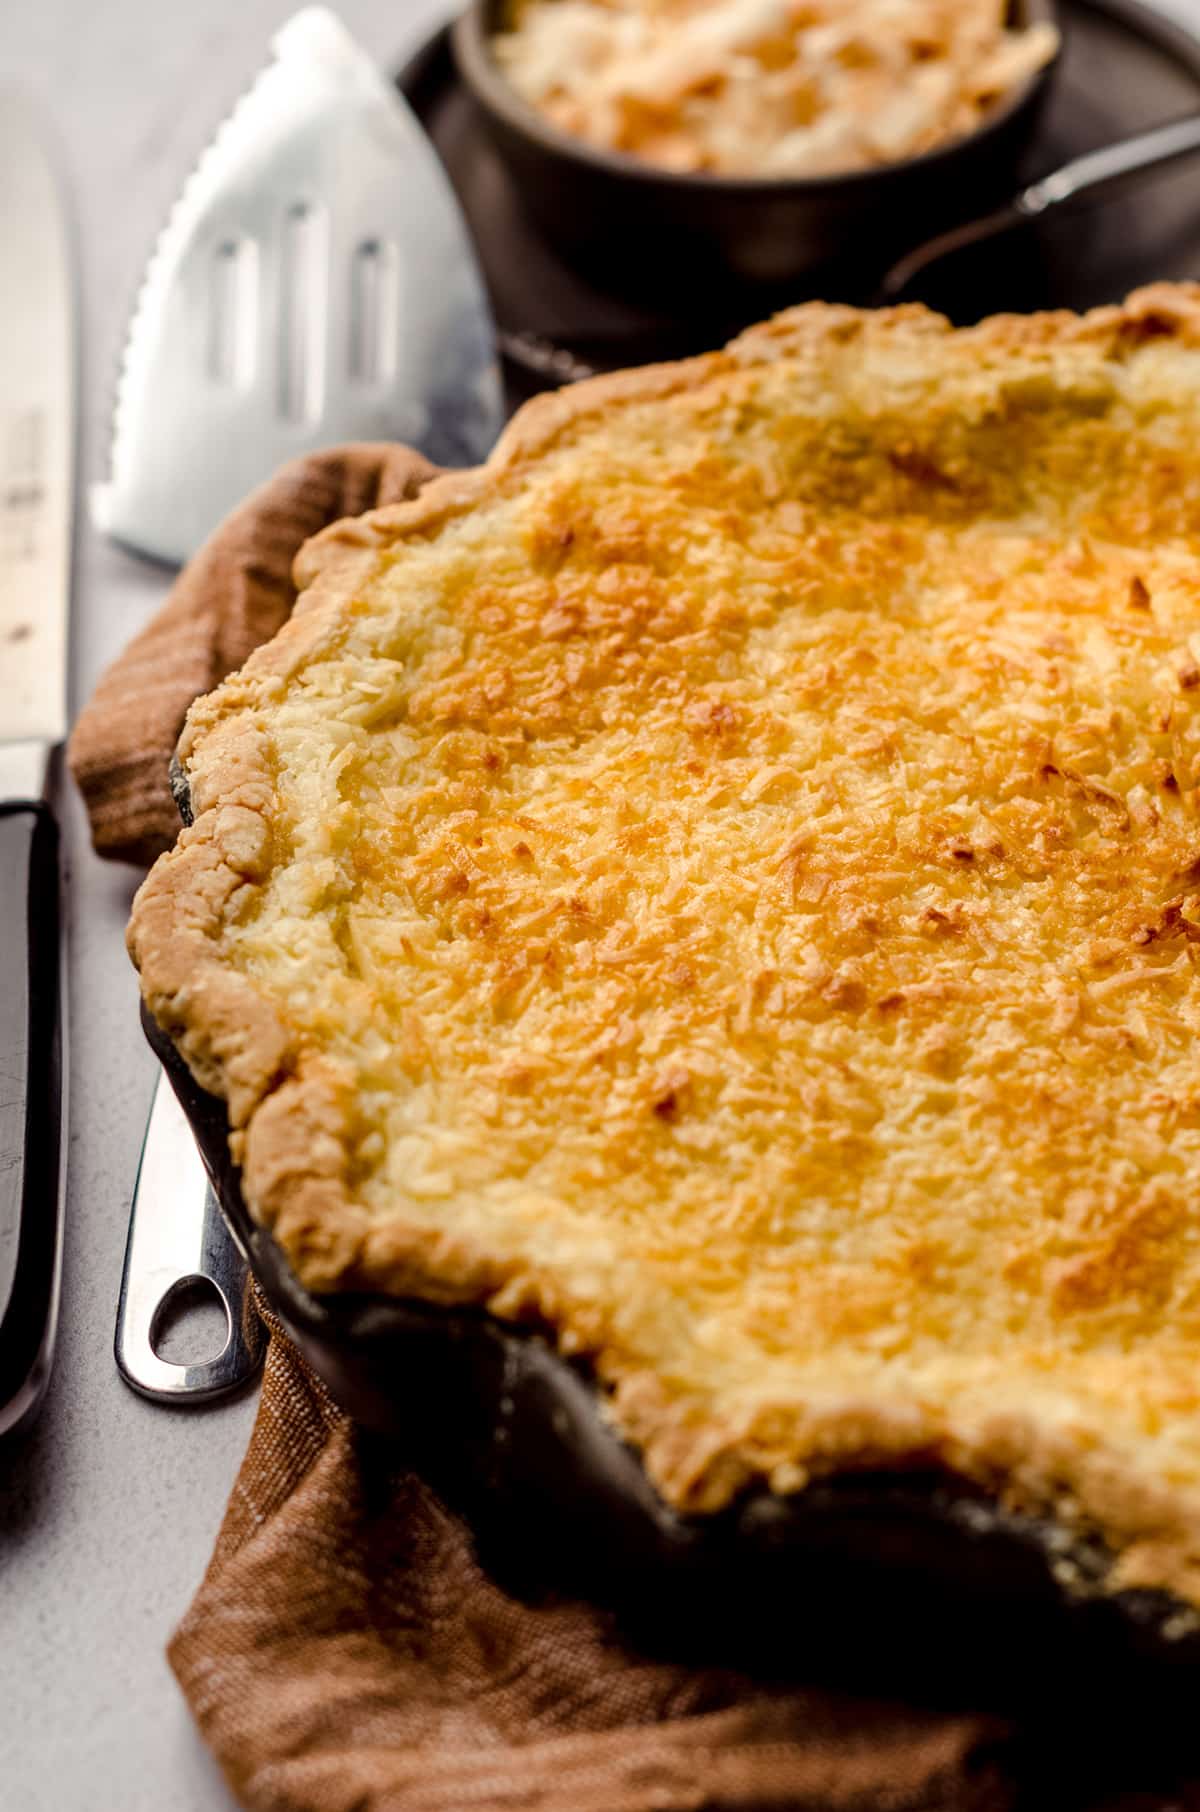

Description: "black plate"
398 0 1200 401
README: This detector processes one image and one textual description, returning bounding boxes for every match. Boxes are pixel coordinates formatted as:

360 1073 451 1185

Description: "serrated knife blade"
0 89 72 1437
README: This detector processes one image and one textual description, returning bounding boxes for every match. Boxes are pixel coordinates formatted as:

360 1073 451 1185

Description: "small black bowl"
452 0 1060 300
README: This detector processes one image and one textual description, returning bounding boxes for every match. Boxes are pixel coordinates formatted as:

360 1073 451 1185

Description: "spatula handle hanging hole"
349 238 399 387
115 1071 266 1403
207 237 258 388
279 200 328 423
149 1273 231 1368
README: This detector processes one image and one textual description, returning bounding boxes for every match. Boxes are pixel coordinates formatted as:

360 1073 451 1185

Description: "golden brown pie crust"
131 288 1200 1616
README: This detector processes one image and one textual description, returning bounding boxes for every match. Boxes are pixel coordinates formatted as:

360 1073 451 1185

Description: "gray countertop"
0 4 443 1804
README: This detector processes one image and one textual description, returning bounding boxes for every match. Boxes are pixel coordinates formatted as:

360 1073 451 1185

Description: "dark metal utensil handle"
115 1068 264 1401
0 803 64 1437
881 112 1200 300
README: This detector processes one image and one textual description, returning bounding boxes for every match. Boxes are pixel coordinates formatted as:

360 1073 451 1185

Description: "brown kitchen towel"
169 1305 1014 1812
70 447 1187 1812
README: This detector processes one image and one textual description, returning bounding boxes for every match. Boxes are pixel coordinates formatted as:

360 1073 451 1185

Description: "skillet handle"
115 1068 265 1401
0 803 65 1436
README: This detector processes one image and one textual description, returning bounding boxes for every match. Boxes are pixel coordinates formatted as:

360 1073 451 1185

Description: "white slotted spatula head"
94 7 504 566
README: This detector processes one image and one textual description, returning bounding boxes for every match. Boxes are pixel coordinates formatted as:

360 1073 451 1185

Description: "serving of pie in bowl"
451 0 1059 290
132 284 1200 1639
490 0 1059 177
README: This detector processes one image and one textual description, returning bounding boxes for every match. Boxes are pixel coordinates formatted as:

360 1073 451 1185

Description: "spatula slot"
278 201 328 423
349 238 400 387
207 236 258 389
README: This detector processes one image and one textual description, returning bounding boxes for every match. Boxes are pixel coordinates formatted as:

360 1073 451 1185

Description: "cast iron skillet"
149 797 1200 1774
452 0 1060 296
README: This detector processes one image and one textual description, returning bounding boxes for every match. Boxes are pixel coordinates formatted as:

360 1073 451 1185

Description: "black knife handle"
0 802 63 1436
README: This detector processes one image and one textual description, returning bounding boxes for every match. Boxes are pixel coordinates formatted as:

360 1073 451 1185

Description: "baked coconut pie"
132 285 1200 1620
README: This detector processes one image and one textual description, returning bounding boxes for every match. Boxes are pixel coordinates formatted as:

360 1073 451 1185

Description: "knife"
0 92 72 1438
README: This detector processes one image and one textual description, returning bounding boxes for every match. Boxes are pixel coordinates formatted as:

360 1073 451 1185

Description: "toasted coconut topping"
493 0 1058 176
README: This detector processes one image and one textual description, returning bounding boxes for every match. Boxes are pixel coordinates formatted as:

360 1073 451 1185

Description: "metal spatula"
96 5 500 567
105 6 504 1400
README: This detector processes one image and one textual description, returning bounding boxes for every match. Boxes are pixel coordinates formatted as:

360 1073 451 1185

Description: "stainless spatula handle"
115 1069 264 1401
